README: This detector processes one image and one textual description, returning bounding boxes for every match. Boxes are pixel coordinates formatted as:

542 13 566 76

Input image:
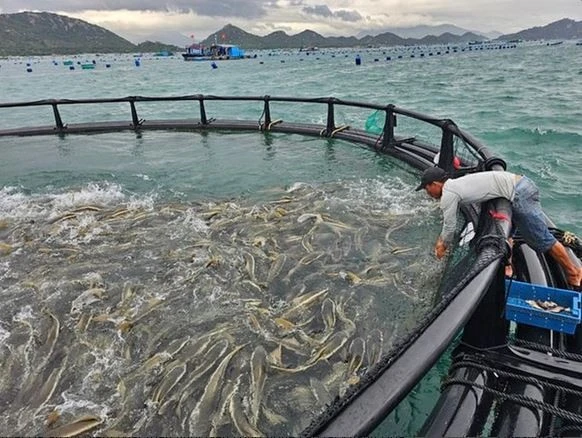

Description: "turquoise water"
0 42 581 435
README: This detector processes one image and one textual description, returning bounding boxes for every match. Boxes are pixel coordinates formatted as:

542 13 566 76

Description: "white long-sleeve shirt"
440 171 518 244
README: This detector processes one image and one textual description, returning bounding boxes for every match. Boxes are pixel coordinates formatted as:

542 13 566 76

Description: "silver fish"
45 414 103 437
346 337 366 377
267 254 287 283
188 344 246 436
177 338 230 418
150 360 187 406
250 345 268 425
366 329 383 367
321 298 336 332
229 378 264 437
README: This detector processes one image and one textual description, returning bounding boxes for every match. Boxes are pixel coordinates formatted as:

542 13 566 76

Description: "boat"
182 43 247 61
0 95 581 437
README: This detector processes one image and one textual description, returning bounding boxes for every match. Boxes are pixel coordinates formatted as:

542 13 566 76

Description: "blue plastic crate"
505 279 582 334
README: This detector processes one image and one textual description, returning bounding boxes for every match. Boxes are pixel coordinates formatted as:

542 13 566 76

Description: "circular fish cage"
0 95 580 437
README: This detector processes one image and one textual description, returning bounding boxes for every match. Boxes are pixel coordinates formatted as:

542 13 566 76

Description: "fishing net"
301 201 509 436
364 110 385 135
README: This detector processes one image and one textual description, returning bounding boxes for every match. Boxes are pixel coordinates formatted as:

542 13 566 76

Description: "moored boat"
182 43 248 61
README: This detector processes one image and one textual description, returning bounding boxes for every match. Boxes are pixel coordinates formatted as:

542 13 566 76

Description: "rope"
449 360 582 396
329 124 349 137
266 119 283 130
257 107 265 128
549 227 582 260
511 339 582 362
442 377 582 424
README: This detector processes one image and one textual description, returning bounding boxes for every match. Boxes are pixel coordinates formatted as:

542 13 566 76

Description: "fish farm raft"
0 95 582 437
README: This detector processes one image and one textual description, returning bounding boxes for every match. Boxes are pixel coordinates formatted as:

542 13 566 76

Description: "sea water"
0 42 581 435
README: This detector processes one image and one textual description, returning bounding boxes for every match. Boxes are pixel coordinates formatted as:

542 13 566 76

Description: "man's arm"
435 191 460 258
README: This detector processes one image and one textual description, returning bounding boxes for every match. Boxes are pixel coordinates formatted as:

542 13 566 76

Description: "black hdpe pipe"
419 364 495 437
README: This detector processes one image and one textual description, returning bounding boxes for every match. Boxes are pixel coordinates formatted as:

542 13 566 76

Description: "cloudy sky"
1 1 581 45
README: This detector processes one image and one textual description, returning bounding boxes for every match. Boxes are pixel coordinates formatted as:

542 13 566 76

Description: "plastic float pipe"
419 364 495 437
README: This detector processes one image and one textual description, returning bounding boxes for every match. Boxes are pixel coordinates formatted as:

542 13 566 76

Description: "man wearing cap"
416 167 582 289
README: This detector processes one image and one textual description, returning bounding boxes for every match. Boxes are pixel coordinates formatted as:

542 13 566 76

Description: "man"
416 166 582 289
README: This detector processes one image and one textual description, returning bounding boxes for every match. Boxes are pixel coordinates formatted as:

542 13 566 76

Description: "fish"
297 213 324 224
526 299 571 313
384 218 409 246
366 329 384 367
250 345 268 425
307 331 350 365
72 205 102 213
267 253 286 283
243 251 258 283
188 344 246 436
346 337 366 378
270 331 350 374
45 414 103 437
150 360 187 406
282 288 329 319
176 338 230 417
70 287 106 314
321 298 336 332
229 379 264 437
31 350 69 413
282 251 324 283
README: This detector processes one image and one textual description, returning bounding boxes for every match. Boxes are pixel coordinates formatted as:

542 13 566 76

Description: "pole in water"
355 54 361 65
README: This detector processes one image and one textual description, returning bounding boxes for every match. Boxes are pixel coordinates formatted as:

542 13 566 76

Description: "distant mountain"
0 11 181 56
356 24 488 39
499 18 582 41
201 24 485 49
1 12 581 57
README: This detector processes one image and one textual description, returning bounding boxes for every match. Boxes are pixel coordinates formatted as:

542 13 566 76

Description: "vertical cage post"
51 102 64 131
438 120 456 173
382 104 396 148
263 96 272 128
325 99 336 136
129 99 140 127
198 96 208 125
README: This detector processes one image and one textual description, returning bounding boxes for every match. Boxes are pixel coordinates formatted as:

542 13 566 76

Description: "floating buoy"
355 55 361 65
386 56 391 61
105 64 111 68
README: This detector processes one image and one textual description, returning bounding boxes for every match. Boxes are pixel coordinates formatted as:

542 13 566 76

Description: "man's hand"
435 237 447 259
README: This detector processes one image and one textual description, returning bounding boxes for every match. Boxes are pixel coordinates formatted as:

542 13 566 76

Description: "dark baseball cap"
415 166 447 191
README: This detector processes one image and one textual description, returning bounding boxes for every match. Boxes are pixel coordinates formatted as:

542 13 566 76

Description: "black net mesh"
301 202 509 437
453 135 482 170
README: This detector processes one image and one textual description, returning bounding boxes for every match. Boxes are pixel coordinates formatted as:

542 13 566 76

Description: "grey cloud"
302 5 333 18
334 9 363 22
1 0 271 18
302 4 362 22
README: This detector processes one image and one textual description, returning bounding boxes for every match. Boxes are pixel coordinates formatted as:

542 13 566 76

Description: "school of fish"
0 182 443 436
